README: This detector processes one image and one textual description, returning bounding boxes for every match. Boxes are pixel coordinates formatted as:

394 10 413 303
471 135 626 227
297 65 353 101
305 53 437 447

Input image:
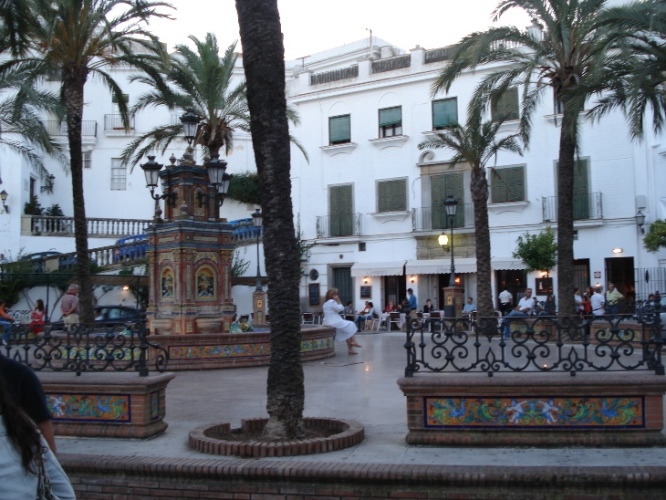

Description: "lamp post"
197 155 232 207
180 110 200 146
252 208 263 291
443 195 459 287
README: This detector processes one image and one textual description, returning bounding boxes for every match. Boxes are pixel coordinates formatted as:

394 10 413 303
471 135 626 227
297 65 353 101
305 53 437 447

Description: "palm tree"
122 35 248 165
418 111 522 319
431 0 630 315
121 33 307 168
236 0 304 439
0 71 66 175
590 0 666 138
0 0 173 322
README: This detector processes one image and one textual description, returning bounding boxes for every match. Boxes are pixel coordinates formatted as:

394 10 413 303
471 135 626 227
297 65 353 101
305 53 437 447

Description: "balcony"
44 120 97 137
411 204 474 232
542 193 603 222
371 54 411 74
104 114 135 134
316 213 362 239
22 215 150 238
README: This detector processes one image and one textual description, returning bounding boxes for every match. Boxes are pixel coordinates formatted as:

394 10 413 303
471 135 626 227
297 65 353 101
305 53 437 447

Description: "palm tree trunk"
556 107 577 316
63 74 94 324
236 0 305 439
470 166 494 318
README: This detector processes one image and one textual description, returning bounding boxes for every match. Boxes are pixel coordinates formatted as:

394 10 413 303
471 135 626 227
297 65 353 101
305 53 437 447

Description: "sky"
150 0 531 60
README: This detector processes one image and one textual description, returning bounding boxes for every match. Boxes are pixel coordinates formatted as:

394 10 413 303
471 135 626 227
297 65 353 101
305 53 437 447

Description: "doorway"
495 270 527 307
332 267 353 307
383 275 406 311
605 257 635 303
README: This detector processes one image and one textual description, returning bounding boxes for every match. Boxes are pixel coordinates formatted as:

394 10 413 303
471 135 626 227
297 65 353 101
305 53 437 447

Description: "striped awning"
350 261 406 277
491 259 527 270
405 258 477 275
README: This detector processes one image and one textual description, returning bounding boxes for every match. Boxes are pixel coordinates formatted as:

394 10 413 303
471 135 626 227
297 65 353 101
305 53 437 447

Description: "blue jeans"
356 315 371 329
502 310 527 338
0 319 12 344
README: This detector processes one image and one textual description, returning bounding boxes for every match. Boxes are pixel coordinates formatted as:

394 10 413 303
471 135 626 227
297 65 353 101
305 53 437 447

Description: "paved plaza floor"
57 331 666 467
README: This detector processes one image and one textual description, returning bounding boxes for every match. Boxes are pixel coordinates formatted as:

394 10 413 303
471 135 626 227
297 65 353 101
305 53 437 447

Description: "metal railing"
542 192 603 222
1 322 168 376
371 54 411 74
229 218 262 242
104 114 135 131
411 204 473 231
404 302 664 377
316 213 362 238
26 215 150 238
43 120 97 137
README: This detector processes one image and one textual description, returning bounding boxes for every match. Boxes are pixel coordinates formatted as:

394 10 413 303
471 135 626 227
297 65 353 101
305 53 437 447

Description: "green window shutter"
431 173 464 229
378 179 406 212
112 93 129 104
432 98 458 129
329 115 351 144
491 88 519 122
330 185 353 236
378 107 402 127
491 166 524 203
557 159 590 219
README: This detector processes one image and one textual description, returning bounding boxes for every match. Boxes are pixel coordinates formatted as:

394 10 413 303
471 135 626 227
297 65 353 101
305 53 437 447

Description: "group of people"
574 282 624 318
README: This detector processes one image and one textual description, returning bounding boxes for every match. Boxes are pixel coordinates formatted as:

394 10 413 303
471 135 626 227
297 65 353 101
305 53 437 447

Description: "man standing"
605 282 623 316
0 354 56 452
502 288 536 338
498 288 513 316
591 286 605 316
407 288 418 318
60 284 80 330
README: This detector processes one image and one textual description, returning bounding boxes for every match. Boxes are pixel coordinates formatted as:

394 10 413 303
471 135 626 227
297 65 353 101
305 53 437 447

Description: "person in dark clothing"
0 355 55 453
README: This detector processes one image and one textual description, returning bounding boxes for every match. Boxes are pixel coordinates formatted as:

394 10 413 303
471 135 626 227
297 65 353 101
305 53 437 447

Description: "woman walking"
323 288 362 355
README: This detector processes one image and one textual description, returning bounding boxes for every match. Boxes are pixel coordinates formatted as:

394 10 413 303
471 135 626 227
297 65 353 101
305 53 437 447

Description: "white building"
1 33 664 317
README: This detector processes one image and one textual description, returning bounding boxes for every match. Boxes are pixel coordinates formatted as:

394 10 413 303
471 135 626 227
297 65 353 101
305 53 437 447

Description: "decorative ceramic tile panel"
168 337 333 360
46 393 131 423
424 396 644 429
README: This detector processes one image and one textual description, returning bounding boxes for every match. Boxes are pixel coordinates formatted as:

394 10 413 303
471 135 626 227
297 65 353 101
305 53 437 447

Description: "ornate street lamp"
180 110 200 146
197 155 233 207
140 155 176 220
443 195 459 286
252 208 263 291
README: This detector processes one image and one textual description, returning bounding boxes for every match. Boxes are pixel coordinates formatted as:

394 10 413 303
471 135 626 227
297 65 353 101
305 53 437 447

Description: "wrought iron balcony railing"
44 120 97 137
316 213 362 238
104 114 135 131
411 203 474 232
542 192 603 222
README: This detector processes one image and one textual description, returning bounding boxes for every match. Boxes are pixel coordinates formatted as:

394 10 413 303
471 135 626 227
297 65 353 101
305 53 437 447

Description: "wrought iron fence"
404 303 664 377
1 322 168 376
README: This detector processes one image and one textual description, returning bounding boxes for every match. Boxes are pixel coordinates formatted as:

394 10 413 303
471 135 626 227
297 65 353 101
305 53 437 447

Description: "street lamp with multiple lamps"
443 195 459 287
252 208 263 291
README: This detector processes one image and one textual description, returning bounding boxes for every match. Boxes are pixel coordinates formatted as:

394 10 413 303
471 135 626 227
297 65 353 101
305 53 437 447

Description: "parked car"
50 305 146 330
19 251 62 272
114 234 148 262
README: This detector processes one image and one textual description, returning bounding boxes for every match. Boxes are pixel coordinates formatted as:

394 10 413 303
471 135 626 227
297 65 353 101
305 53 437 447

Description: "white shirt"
0 419 75 500
591 293 605 316
517 296 535 314
499 290 512 304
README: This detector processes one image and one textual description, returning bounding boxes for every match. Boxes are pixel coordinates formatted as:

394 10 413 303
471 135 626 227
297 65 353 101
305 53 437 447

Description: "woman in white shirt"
0 375 75 500
322 288 362 354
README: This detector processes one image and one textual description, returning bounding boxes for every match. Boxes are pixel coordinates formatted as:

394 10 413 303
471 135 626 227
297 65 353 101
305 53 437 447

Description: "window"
329 114 351 145
111 93 130 105
432 98 458 129
329 184 353 236
111 159 126 190
491 88 519 122
491 166 525 203
431 173 464 229
377 179 407 212
378 106 402 137
83 150 92 169
557 158 589 219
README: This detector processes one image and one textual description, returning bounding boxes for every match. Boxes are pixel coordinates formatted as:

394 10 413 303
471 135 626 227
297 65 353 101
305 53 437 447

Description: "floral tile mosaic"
169 337 333 360
46 393 130 423
424 396 644 429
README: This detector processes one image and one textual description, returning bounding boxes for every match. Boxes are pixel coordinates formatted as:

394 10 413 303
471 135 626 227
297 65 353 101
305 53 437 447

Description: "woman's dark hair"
0 374 42 472
36 299 44 311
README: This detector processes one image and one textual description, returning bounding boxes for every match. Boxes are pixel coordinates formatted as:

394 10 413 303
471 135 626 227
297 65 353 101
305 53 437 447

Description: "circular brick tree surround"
189 417 364 458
